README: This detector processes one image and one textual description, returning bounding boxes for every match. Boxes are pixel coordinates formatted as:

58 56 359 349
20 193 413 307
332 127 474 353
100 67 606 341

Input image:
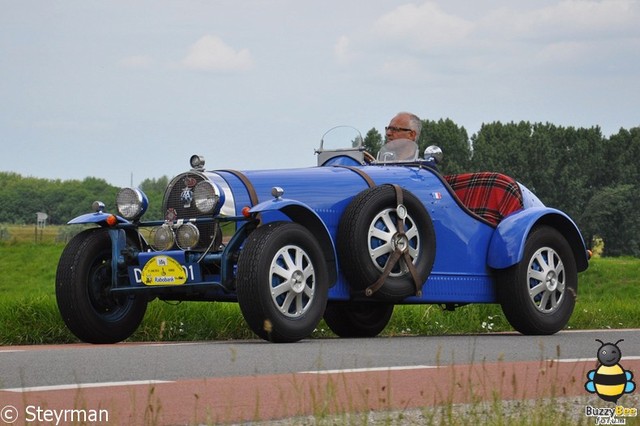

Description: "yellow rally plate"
142 256 187 286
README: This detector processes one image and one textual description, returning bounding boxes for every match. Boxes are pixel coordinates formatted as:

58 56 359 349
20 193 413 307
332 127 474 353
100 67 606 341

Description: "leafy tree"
606 127 640 186
139 176 170 220
470 122 605 224
420 118 471 175
580 184 640 256
363 128 383 157
0 172 118 225
549 126 605 221
471 121 534 177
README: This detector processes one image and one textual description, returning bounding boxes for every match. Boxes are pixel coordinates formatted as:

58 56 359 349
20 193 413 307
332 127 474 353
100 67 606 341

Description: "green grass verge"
1 240 639 346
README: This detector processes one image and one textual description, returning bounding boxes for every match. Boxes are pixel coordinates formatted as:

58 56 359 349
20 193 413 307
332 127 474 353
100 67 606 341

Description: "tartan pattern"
444 172 524 225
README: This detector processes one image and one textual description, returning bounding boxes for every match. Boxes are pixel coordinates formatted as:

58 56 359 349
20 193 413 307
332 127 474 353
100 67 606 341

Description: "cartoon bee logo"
585 339 636 403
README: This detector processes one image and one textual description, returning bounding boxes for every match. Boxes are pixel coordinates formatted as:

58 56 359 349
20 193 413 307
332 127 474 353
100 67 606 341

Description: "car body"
56 127 590 343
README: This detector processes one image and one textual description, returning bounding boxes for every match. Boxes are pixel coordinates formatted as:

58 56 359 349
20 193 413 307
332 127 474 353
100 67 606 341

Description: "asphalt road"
2 329 639 390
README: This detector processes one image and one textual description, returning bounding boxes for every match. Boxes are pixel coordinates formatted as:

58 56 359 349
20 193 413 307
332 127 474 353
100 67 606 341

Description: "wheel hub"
290 270 305 293
268 244 315 318
527 246 566 313
367 207 420 277
392 233 409 253
545 270 558 291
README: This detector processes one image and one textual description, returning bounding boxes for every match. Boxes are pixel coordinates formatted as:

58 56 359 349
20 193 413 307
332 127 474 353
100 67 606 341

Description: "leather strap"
366 184 423 297
218 169 259 206
333 166 375 188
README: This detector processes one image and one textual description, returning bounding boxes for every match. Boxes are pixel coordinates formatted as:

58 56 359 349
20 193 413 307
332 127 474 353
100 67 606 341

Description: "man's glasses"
385 126 413 133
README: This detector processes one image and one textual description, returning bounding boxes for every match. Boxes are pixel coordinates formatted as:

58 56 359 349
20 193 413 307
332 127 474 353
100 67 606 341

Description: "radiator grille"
163 172 220 251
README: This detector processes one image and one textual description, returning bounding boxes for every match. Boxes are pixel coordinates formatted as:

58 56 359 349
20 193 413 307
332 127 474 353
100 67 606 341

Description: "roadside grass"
1 230 639 345
234 396 640 425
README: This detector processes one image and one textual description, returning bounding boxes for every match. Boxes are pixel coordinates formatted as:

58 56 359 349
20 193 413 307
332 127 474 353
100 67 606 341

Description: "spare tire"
337 185 436 301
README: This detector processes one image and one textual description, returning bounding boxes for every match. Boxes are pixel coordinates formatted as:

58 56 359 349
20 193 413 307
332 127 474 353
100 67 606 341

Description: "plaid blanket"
444 172 524 225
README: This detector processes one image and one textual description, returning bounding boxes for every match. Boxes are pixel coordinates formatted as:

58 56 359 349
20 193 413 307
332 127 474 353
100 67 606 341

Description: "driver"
385 112 421 143
378 112 422 162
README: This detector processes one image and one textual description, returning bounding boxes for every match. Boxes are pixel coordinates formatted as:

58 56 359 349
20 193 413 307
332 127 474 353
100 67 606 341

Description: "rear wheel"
324 302 394 338
236 222 329 343
496 226 577 335
56 228 147 343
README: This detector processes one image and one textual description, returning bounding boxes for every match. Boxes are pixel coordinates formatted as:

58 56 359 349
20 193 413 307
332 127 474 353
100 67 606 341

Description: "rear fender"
249 198 338 285
488 207 589 272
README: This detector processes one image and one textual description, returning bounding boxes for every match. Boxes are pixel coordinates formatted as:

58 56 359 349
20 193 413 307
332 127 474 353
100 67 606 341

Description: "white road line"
1 380 173 393
0 350 25 353
137 342 205 347
557 356 640 363
299 356 640 374
299 365 439 374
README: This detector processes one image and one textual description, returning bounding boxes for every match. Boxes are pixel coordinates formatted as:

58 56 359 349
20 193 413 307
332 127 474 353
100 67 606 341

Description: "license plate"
141 255 187 286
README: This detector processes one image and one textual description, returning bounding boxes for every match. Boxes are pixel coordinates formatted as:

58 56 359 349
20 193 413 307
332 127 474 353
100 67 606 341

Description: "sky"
1 0 639 188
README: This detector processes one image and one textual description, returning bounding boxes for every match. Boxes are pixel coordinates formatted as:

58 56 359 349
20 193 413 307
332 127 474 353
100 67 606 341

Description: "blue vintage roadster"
56 127 590 343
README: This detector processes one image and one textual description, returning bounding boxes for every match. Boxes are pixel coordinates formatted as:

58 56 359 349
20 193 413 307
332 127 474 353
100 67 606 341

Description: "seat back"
444 172 524 225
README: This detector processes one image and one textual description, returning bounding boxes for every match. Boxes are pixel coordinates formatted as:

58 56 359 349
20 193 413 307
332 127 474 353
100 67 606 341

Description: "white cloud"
181 35 253 72
372 1 474 51
337 0 640 80
468 0 640 75
480 0 640 41
540 0 638 35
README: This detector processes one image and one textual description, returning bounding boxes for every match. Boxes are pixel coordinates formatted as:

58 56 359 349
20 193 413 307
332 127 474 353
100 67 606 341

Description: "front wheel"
56 228 147 343
496 225 577 335
236 222 329 343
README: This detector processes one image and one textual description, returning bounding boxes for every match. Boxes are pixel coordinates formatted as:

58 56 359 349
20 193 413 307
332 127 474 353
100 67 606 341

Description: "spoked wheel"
236 222 329 343
496 225 578 335
56 228 147 343
324 302 394 338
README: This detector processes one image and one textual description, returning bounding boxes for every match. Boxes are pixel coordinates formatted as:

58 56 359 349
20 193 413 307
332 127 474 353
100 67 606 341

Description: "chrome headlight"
193 180 222 214
116 187 148 221
176 222 200 249
190 154 205 170
149 224 175 251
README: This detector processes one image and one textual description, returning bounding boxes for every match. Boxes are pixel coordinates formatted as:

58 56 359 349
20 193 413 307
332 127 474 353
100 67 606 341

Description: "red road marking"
4 359 637 424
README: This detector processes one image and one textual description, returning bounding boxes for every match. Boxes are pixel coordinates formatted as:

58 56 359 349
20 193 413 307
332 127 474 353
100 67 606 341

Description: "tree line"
1 120 639 256
0 174 168 226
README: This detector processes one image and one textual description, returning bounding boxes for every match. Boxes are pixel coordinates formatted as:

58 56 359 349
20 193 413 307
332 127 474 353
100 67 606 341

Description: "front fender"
488 207 589 272
249 198 338 285
67 212 130 226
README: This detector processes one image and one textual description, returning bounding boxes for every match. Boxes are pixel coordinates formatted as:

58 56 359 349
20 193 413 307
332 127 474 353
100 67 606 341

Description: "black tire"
56 228 147 343
337 186 436 300
236 222 329 343
324 302 394 338
496 225 578 335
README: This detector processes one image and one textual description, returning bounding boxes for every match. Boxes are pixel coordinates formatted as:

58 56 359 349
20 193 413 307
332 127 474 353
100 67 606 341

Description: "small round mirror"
423 145 443 164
